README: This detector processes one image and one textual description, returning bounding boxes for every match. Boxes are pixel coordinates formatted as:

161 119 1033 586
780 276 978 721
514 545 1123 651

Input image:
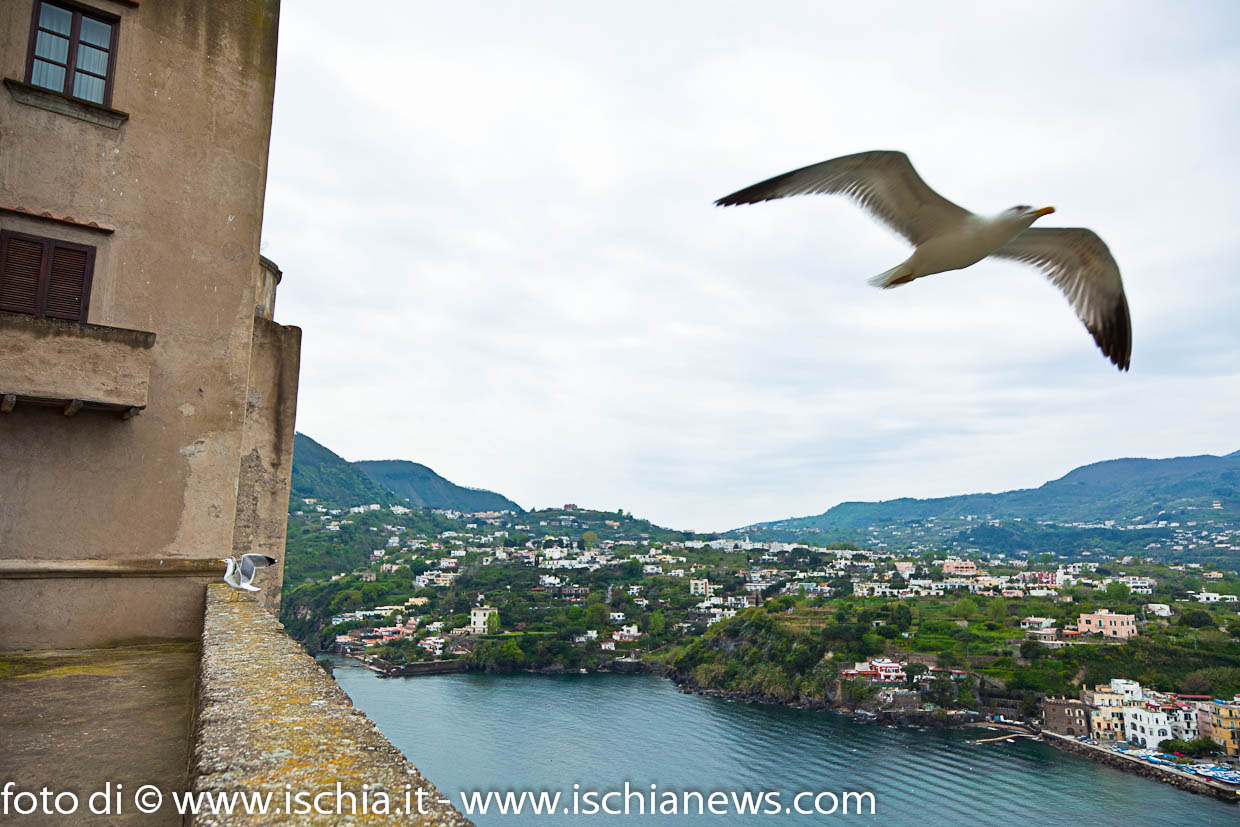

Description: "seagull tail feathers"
867 264 916 289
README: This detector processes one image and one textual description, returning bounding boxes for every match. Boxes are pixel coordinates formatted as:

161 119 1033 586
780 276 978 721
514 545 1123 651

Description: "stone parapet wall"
190 585 470 825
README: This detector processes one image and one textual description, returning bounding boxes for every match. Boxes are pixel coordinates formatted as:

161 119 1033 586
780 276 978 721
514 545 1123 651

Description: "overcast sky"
261 1 1240 532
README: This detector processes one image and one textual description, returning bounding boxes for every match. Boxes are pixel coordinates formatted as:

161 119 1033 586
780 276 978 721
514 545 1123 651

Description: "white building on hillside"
470 606 498 635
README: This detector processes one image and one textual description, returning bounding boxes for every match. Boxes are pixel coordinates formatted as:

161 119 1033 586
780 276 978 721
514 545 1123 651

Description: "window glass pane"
35 30 69 64
31 59 66 92
76 44 109 75
38 3 72 35
73 72 105 104
79 17 112 49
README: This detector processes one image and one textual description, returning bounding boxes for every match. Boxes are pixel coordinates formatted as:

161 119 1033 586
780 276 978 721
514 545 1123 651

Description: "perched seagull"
220 554 278 592
715 150 1131 370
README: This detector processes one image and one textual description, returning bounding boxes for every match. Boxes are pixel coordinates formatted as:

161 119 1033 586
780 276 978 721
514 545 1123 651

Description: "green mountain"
355 460 521 513
290 433 522 512
290 433 395 506
740 451 1240 535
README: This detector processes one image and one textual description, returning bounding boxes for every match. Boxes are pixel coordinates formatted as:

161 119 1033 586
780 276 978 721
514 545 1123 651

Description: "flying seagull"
220 554 278 592
715 150 1131 370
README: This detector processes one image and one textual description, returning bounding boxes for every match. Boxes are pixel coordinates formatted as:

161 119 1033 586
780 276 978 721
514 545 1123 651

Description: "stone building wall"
0 0 296 648
1042 697 1090 737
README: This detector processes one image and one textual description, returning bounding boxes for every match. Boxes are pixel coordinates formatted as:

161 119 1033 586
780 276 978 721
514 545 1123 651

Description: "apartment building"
1211 697 1240 758
1081 683 1126 743
1078 610 1138 640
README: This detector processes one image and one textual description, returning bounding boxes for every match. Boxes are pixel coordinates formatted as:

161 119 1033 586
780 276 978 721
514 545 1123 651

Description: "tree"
1019 640 1048 663
1105 581 1131 602
829 577 853 597
648 610 665 636
1180 609 1215 629
956 598 978 621
840 678 878 711
582 530 599 549
329 589 364 612
1180 667 1240 698
928 676 957 708
953 629 981 659
894 603 914 632
585 602 610 627
988 597 1008 623
876 624 900 640
936 650 961 668
495 638 525 667
485 611 501 634
905 662 929 684
1180 672 1211 695
1158 738 1219 757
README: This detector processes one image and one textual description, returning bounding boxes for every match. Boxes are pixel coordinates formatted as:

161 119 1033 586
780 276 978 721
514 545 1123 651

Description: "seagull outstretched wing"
992 227 1131 371
239 554 278 585
715 150 972 246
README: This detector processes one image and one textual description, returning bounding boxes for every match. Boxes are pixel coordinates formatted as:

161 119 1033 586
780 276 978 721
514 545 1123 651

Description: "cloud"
262 1 1240 531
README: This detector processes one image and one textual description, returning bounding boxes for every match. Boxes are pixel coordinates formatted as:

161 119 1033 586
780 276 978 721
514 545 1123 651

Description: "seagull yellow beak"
1032 206 1055 218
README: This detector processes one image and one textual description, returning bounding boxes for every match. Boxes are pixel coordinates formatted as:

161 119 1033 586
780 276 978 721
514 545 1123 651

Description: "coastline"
340 651 994 727
331 665 1240 825
333 657 1240 806
1043 733 1240 804
664 670 986 728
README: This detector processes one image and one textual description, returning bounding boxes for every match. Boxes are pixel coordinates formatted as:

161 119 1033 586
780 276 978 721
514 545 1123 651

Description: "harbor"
1045 732 1240 803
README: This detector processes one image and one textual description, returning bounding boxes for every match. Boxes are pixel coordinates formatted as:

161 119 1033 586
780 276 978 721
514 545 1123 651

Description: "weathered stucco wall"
192 586 470 825
0 310 154 408
0 574 216 650
0 1 293 648
231 315 301 612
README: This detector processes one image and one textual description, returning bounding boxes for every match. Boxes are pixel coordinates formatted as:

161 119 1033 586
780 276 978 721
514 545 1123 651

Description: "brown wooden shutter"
0 230 94 322
45 242 94 321
0 231 43 315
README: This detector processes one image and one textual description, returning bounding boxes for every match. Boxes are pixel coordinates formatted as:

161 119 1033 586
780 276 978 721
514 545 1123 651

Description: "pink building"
1078 610 1137 639
942 559 978 576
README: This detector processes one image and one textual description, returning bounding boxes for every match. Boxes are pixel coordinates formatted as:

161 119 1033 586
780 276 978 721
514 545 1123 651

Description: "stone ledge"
0 311 156 348
0 558 226 579
191 584 470 825
4 78 129 129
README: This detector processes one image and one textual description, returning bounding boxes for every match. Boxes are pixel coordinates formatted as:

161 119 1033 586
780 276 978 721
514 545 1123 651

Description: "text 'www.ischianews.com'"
2 781 876 818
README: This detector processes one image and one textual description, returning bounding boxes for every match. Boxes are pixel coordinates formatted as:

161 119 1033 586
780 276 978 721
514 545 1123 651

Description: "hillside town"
275 491 1240 807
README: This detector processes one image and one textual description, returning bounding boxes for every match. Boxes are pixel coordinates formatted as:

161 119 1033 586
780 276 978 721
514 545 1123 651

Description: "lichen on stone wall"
191 585 470 825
